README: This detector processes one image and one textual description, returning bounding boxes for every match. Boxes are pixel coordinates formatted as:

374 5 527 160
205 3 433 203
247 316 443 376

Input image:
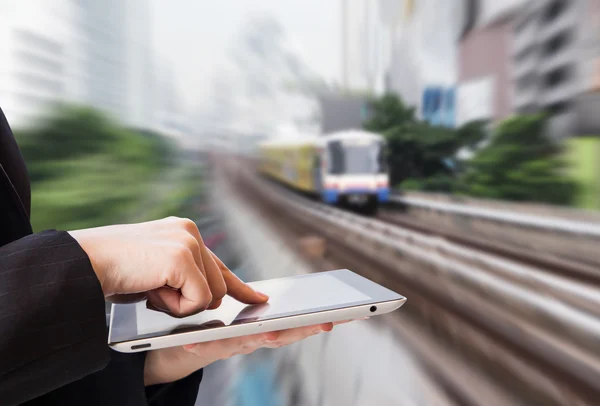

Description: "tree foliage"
15 105 177 230
460 114 578 205
363 94 578 205
363 94 487 186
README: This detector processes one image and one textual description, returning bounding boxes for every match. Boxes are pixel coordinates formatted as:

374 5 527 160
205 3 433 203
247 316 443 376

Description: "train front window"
327 140 383 174
343 145 375 174
376 141 388 174
328 141 345 175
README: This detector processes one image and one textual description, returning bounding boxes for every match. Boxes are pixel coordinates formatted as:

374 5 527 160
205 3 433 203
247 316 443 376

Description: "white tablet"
108 269 406 353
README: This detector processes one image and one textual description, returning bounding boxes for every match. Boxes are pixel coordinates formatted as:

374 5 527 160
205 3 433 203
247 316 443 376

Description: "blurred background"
3 0 600 405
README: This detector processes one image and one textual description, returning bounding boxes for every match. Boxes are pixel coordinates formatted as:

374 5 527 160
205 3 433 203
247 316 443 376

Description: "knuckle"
182 234 199 251
179 218 198 233
201 290 213 309
171 309 187 318
212 284 227 301
171 244 191 262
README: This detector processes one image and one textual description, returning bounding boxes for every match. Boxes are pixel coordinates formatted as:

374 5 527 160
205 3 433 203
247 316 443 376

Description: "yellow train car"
258 131 390 214
258 137 321 193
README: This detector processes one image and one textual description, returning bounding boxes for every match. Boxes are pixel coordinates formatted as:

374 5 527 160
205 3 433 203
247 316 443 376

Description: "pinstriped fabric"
0 231 110 405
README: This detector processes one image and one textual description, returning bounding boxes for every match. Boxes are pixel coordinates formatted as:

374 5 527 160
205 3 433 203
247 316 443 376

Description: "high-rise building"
0 0 77 127
456 0 526 126
385 0 461 120
341 0 390 93
512 0 600 137
0 0 159 131
75 0 128 123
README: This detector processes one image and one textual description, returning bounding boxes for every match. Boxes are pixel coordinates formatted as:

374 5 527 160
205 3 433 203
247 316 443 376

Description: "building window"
14 51 63 75
518 74 537 89
515 15 531 33
544 66 570 87
515 45 536 62
547 101 570 114
14 30 63 56
15 73 63 94
543 31 571 56
518 103 539 114
543 0 568 23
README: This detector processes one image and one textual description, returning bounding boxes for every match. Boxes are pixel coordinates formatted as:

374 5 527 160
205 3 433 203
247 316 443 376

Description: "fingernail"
183 344 196 351
257 292 269 300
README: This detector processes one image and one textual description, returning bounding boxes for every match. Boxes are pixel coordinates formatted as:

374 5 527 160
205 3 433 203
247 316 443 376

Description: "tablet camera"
370 306 377 313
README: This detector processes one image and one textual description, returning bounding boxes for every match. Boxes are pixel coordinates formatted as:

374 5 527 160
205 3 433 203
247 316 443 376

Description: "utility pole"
342 0 348 90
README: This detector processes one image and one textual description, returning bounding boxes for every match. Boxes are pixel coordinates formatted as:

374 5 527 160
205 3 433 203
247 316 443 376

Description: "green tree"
363 94 487 187
363 93 416 132
460 114 578 205
15 105 177 230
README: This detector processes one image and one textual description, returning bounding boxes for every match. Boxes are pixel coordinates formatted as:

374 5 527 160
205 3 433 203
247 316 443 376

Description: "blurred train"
257 130 389 214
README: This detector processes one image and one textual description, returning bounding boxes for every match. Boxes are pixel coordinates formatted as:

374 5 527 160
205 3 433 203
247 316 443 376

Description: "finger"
222 268 269 304
199 245 227 307
162 249 212 317
332 318 366 326
184 331 268 358
264 323 334 347
207 298 222 310
146 293 169 313
183 224 227 308
212 253 268 304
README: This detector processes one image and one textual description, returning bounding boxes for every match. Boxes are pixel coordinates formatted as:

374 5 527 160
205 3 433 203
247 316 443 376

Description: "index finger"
208 248 269 305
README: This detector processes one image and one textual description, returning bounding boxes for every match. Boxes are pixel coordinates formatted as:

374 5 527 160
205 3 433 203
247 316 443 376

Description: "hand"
69 217 268 317
143 321 353 386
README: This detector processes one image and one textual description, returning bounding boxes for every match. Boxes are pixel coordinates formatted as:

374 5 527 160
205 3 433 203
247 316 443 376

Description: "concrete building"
0 0 160 131
76 0 129 123
385 0 462 121
341 0 391 94
512 0 600 137
0 0 77 127
456 0 526 126
317 92 371 134
336 0 462 127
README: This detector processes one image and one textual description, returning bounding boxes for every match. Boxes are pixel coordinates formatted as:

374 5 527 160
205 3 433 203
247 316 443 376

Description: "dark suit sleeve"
22 349 204 406
0 230 110 405
145 368 204 406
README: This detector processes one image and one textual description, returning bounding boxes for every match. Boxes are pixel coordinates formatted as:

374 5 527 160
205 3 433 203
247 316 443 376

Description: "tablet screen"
110 271 380 343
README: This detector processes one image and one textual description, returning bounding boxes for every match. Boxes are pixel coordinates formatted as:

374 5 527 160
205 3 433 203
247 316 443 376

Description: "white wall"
388 0 461 114
456 75 494 126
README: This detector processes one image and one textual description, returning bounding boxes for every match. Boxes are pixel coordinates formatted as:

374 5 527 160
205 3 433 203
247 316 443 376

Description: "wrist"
143 350 162 386
68 229 110 295
144 346 212 386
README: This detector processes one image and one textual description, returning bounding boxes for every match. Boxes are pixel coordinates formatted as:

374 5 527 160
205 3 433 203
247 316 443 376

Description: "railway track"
387 198 600 271
220 161 600 406
379 209 600 287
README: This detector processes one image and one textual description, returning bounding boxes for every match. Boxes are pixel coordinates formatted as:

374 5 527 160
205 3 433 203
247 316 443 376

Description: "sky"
150 0 342 112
